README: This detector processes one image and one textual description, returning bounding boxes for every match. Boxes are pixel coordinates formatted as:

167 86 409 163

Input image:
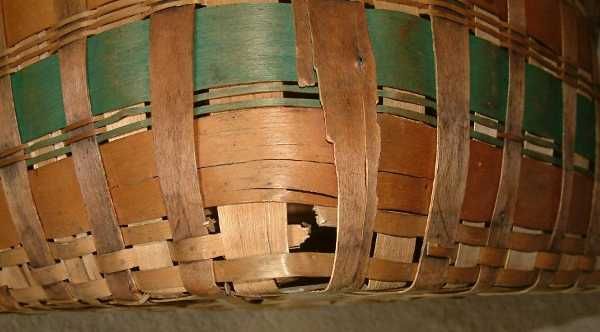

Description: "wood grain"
368 234 415 290
315 206 420 290
218 203 288 295
0 165 55 272
411 14 470 290
292 0 315 86
0 178 18 250
524 0 562 55
513 157 562 232
577 14 593 73
378 113 436 179
567 172 593 235
150 5 208 242
1 0 599 305
307 0 380 291
472 0 529 293
1 0 57 47
97 109 440 224
150 5 220 295
23 106 496 236
424 14 470 250
487 0 526 249
132 253 448 290
196 107 331 167
203 81 334 250
585 99 600 255
583 16 600 256
377 171 432 214
29 158 89 239
86 0 117 9
100 130 157 188
315 206 427 237
471 0 507 20
55 0 140 301
549 4 578 252
0 1 72 302
560 2 578 66
461 141 502 223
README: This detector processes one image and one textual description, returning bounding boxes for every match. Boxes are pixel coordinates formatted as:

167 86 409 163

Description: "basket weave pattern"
0 0 598 311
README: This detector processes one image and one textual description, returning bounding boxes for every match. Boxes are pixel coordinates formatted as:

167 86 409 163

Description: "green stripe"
194 4 298 90
11 55 66 143
471 113 500 129
524 64 563 144
194 83 318 102
470 35 508 122
26 133 69 154
87 19 150 115
575 94 596 162
25 107 149 155
524 132 559 149
194 98 321 116
470 131 503 147
367 9 436 99
26 118 153 166
26 146 71 167
24 94 320 157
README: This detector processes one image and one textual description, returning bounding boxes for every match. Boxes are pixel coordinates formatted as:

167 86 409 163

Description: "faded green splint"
524 64 563 144
470 35 508 121
367 9 436 99
194 4 298 90
11 55 65 143
87 19 150 115
576 94 596 163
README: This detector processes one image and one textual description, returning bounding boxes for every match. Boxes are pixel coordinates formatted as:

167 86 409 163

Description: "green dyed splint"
26 146 71 168
7 3 578 156
87 19 150 116
524 64 563 144
194 83 318 103
11 55 66 143
367 9 436 99
194 4 298 90
470 35 509 122
576 94 596 162
194 98 321 116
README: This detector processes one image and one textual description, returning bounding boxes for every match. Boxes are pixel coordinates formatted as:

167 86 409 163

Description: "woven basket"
0 0 598 311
